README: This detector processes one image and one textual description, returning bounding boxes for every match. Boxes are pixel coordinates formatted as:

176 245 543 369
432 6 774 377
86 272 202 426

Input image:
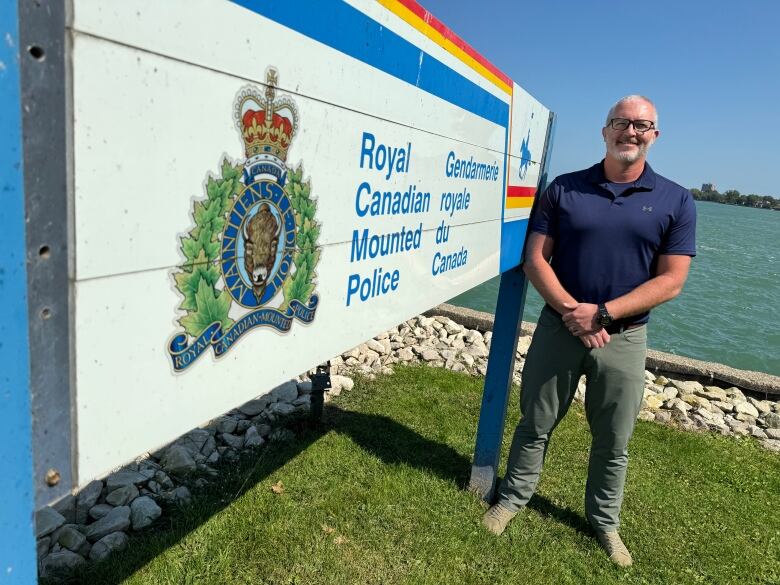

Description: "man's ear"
601 126 607 141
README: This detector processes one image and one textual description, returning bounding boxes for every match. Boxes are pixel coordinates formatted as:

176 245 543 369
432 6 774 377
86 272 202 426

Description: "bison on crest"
243 203 281 302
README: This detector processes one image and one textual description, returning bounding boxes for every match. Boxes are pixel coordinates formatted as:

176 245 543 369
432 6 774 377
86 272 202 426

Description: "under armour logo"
642 206 653 212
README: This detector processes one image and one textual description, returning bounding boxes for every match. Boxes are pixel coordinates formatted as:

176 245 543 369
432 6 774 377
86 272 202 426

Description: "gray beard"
608 142 650 163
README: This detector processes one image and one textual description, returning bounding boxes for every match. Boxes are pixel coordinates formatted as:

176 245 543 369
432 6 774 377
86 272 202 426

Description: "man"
481 95 696 567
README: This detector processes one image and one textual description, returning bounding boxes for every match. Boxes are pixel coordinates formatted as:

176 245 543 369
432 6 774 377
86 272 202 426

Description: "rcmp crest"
168 69 320 372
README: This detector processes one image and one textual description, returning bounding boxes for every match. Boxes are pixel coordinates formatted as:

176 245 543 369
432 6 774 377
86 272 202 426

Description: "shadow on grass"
64 404 473 584
526 494 592 536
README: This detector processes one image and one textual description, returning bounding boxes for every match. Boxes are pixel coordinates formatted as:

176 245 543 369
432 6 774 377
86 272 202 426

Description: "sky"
418 0 780 196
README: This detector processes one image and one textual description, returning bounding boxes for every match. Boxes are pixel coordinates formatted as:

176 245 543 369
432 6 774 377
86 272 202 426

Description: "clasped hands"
561 302 611 349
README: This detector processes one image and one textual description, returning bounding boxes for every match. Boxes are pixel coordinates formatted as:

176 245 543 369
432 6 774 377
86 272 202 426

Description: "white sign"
69 0 552 483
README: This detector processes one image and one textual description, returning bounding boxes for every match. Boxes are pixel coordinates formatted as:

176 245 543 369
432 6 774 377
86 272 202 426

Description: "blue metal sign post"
469 113 556 501
0 1 38 581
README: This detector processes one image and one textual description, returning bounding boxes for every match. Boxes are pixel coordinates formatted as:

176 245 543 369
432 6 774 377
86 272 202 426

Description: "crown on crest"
234 69 298 162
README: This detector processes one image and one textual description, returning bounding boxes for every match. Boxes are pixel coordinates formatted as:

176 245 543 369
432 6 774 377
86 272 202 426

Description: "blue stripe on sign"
0 3 37 582
499 218 529 273
499 116 509 260
230 0 509 127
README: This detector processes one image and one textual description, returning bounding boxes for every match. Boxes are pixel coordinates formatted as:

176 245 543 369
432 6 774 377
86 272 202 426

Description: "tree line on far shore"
690 188 780 210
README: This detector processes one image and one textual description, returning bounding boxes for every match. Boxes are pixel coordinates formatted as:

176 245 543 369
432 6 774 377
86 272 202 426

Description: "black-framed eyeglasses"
608 118 655 133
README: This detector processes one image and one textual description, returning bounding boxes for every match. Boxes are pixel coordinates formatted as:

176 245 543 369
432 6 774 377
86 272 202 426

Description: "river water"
449 202 780 376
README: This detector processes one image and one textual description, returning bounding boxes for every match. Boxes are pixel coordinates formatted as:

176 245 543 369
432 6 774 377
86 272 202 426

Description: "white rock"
331 375 354 393
461 353 475 368
451 337 466 349
342 347 361 360
638 411 656 422
397 347 414 361
725 387 746 402
749 426 768 439
735 413 757 425
765 428 780 440
444 321 463 335
726 418 750 436
516 336 532 356
661 387 679 400
366 338 390 355
90 531 129 561
465 330 483 344
712 400 734 413
644 370 656 384
734 401 759 418
36 506 66 538
764 412 780 429
669 379 704 394
667 398 691 413
130 496 162 530
463 344 489 358
760 439 780 452
421 349 441 361
85 506 131 542
748 397 772 415
697 386 728 402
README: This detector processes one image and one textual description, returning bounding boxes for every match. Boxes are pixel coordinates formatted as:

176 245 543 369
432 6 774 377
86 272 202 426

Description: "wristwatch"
596 303 614 327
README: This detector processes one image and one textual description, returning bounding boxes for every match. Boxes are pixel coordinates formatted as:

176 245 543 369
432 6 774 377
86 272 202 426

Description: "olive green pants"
496 306 647 531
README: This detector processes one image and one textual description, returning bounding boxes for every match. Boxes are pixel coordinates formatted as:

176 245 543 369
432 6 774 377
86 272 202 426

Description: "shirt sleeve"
659 189 697 256
529 181 559 238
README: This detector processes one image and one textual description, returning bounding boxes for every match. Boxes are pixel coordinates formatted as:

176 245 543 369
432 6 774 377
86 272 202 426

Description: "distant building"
701 183 716 193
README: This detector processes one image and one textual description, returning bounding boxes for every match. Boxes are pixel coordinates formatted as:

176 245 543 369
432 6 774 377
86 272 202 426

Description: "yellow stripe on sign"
376 0 512 95
505 197 535 209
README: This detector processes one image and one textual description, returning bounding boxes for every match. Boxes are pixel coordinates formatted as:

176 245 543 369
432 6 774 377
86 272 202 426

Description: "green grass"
67 365 780 585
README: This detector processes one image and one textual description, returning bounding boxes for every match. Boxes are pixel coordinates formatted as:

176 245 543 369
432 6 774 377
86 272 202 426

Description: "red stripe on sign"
507 186 536 198
396 0 513 88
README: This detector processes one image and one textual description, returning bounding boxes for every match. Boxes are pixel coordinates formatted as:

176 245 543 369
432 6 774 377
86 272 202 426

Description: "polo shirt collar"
587 160 657 191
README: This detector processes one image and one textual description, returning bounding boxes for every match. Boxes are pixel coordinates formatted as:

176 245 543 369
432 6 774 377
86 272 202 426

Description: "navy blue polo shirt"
529 161 697 324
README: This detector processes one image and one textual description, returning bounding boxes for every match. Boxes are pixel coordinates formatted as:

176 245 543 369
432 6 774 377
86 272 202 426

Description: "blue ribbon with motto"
168 295 319 372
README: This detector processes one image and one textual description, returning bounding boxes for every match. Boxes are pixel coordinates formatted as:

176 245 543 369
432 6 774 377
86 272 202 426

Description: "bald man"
482 96 697 567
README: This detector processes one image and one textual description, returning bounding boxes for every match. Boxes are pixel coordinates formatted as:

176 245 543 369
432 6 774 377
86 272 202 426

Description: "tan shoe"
481 503 518 535
596 530 633 567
